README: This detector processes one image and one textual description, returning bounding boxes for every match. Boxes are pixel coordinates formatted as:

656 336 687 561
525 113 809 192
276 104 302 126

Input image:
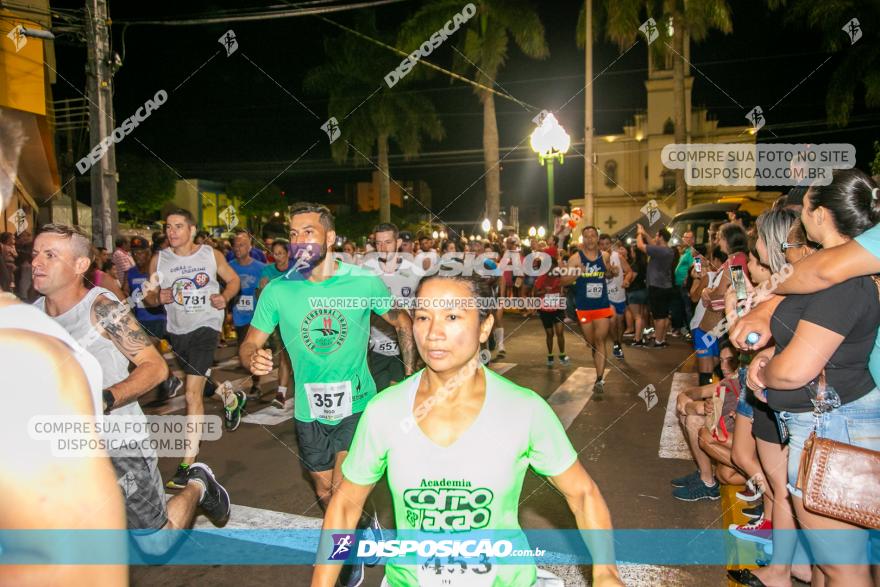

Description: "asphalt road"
134 314 733 586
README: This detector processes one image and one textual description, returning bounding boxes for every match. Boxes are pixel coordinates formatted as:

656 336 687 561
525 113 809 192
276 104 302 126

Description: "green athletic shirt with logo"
250 261 393 425
342 366 578 586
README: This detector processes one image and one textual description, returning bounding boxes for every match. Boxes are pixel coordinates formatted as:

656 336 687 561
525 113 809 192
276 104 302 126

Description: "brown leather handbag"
796 431 880 529
795 369 880 529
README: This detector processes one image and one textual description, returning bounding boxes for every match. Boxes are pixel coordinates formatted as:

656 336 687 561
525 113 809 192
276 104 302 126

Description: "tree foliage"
116 152 176 224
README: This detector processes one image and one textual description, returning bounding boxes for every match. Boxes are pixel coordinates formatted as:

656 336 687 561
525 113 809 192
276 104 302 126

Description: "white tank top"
157 244 223 334
34 288 149 439
607 251 626 303
0 299 104 417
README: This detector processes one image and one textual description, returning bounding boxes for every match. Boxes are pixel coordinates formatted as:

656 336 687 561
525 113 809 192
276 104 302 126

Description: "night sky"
51 0 879 228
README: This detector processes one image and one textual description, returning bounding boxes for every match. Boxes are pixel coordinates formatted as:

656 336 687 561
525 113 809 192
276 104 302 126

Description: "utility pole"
583 0 594 225
85 0 118 248
65 126 79 226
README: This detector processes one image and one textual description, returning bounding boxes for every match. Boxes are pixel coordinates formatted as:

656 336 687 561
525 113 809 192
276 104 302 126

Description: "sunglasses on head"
780 242 804 253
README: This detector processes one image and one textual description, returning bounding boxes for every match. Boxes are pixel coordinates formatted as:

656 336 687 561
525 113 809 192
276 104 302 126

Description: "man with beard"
362 222 420 391
241 204 414 508
241 203 414 585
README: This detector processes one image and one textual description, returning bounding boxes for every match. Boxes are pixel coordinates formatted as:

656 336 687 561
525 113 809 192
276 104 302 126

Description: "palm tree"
578 0 731 212
768 0 879 127
305 14 444 223
399 1 548 225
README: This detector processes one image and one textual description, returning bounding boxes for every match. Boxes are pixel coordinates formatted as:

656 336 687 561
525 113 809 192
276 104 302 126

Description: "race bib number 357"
305 381 352 421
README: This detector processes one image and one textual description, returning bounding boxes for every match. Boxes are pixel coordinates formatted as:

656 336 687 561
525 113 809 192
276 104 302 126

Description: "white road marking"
242 399 294 425
489 362 516 375
659 372 697 459
546 367 597 430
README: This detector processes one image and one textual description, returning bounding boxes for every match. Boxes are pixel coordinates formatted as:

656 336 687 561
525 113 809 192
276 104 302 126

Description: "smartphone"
730 266 748 316
694 257 702 274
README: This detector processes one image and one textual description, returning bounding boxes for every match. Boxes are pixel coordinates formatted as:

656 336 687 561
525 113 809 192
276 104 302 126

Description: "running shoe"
669 329 681 338
612 344 624 359
651 340 668 348
643 327 655 337
166 463 190 489
623 330 635 338
558 355 571 366
629 339 646 347
224 389 247 432
271 392 286 410
247 385 262 402
496 349 506 359
187 463 231 526
742 503 764 520
340 561 365 587
546 355 555 367
593 378 604 394
670 470 701 488
672 480 720 501
728 516 772 546
736 479 763 502
363 513 385 567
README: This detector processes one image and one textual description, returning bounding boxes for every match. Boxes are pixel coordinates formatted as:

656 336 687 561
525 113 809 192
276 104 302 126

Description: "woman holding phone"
748 170 880 586
312 274 623 587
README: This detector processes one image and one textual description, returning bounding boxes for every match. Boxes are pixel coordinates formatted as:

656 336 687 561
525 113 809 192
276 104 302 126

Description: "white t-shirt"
607 251 626 303
343 366 578 587
362 255 420 356
414 250 439 273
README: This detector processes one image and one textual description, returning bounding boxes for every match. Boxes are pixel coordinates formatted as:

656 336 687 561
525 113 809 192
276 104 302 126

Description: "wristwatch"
103 389 115 414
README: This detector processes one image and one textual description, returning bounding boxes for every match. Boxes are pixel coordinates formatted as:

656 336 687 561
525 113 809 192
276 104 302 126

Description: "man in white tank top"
145 209 242 489
33 224 232 552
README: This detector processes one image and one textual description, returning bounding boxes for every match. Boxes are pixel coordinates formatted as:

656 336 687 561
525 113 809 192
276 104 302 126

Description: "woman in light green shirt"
313 274 623 587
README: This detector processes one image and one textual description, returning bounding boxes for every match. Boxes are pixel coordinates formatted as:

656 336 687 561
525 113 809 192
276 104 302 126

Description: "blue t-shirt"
229 258 266 326
125 266 166 323
854 224 880 386
226 248 267 264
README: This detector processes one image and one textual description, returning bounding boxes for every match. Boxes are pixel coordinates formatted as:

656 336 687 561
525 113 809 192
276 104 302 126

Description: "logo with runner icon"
171 275 210 310
328 533 356 560
301 308 349 354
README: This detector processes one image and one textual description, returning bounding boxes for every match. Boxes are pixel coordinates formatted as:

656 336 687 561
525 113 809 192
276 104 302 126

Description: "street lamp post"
530 113 570 232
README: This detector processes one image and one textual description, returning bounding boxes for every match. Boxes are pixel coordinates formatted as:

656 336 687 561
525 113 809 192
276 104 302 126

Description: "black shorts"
751 397 783 444
294 412 362 472
140 319 166 340
234 324 250 345
648 286 675 319
368 350 405 392
167 327 220 376
539 310 565 329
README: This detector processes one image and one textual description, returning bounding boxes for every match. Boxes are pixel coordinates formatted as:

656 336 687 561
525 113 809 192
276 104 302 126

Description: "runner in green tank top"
313 274 624 587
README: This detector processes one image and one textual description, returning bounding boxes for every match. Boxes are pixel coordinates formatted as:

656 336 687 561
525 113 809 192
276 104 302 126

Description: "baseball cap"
399 231 413 242
130 236 150 250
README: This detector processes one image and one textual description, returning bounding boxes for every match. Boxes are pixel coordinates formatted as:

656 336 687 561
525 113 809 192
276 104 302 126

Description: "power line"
112 0 411 26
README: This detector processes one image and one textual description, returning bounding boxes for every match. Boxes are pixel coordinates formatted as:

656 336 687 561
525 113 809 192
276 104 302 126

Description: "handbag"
796 371 880 529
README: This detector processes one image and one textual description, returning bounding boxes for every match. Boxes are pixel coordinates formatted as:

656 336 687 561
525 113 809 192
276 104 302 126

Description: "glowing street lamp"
537 226 546 238
496 219 503 232
530 113 570 230
481 218 491 233
528 226 537 237
432 230 439 240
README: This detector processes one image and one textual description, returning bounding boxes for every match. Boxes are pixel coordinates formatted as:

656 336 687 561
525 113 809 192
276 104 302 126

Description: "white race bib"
586 283 603 299
543 293 561 310
181 292 209 313
417 554 497 587
305 381 353 421
236 295 254 312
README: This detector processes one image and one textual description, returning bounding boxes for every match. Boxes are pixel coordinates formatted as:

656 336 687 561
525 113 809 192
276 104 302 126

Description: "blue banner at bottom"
1 529 878 566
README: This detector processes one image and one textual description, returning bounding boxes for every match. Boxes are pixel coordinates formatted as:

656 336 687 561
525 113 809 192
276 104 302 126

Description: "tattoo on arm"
93 298 151 361
383 309 416 373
